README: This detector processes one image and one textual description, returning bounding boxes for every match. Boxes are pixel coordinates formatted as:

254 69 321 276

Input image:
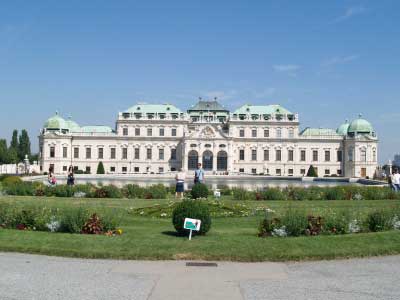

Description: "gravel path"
0 253 399 300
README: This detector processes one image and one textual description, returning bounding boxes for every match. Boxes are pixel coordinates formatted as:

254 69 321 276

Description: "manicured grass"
0 196 400 262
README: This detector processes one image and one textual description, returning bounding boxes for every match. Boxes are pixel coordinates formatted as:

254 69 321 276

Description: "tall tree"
18 129 31 161
10 130 19 151
7 147 18 164
0 139 8 164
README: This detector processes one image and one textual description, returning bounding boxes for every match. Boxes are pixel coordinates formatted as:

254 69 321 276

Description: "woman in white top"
175 169 186 199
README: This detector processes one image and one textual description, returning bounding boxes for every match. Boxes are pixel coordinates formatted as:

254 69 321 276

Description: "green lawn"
0 196 400 262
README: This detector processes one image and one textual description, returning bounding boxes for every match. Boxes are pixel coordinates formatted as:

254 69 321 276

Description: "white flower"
272 226 287 237
140 211 144 215
348 219 361 233
392 216 400 230
46 217 60 232
265 208 275 213
160 213 167 217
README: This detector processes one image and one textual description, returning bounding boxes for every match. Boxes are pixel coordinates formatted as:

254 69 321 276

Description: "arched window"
217 151 228 171
360 148 367 162
202 150 213 171
188 150 198 170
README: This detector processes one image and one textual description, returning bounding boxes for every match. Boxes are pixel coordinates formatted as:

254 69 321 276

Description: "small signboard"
184 218 201 240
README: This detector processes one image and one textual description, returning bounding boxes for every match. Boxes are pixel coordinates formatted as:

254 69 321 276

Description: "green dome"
347 115 374 135
66 117 80 132
44 112 68 130
336 120 350 135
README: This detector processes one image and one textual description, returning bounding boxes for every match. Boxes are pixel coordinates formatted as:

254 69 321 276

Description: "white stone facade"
39 101 379 178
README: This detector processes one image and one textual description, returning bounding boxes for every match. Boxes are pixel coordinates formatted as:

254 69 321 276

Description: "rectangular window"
325 150 330 162
159 128 164 136
300 169 306 175
288 169 294 176
239 149 245 161
122 148 128 160
337 169 342 175
63 166 67 171
360 150 367 162
111 148 116 159
239 129 245 137
63 147 68 158
276 169 281 176
85 166 91 174
135 128 140 136
239 168 244 173
252 168 257 174
337 150 343 162
288 150 294 161
74 147 79 159
86 148 91 159
50 146 55 158
146 148 152 160
159 148 164 160
264 149 269 161
313 150 318 161
110 166 115 172
147 128 152 136
172 128 177 136
123 128 128 136
171 148 177 160
251 149 257 161
325 169 330 175
289 128 294 138
122 167 127 173
159 167 164 173
276 129 282 138
264 129 269 137
134 167 139 172
98 148 104 159
134 148 140 159
276 149 282 161
300 150 306 161
252 129 257 137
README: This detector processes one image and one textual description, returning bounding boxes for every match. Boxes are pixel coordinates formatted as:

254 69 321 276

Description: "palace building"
39 100 379 178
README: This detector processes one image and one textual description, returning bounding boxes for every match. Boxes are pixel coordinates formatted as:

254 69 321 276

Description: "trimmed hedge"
172 200 211 235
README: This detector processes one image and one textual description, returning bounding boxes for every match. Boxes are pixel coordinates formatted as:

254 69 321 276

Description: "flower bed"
258 205 400 238
0 204 122 235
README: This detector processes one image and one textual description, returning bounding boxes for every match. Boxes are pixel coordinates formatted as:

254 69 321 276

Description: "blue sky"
0 0 399 163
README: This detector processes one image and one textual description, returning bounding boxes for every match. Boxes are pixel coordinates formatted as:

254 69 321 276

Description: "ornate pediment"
200 126 216 138
187 124 229 140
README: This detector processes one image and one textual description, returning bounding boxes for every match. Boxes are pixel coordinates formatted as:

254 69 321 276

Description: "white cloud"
321 55 359 67
335 6 367 22
273 65 301 77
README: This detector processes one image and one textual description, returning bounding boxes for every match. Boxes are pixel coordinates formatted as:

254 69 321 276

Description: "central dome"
44 112 68 130
347 115 374 135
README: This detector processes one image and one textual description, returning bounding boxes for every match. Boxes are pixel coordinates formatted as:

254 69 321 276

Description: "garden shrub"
59 207 90 233
2 176 22 186
94 185 122 198
261 188 286 201
172 200 211 235
123 184 145 199
286 187 309 201
81 213 103 234
323 210 352 234
258 215 281 237
366 210 393 232
305 215 323 236
232 188 254 200
280 208 308 236
219 185 232 196
4 182 35 196
190 183 209 199
324 187 346 201
306 165 318 177
147 184 168 199
96 161 105 174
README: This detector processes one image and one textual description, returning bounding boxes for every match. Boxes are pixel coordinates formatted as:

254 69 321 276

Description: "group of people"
47 166 75 186
175 163 204 199
389 169 400 192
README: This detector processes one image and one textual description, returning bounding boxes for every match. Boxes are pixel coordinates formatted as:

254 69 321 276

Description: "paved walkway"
0 253 399 300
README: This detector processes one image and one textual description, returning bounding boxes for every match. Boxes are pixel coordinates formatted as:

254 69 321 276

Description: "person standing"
175 168 186 199
67 165 75 186
393 169 400 192
48 167 56 186
194 163 204 184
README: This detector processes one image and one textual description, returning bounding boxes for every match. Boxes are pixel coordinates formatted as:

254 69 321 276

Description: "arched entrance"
217 151 228 171
188 150 198 170
202 150 213 171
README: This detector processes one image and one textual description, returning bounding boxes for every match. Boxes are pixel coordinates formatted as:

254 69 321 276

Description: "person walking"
67 165 75 186
194 163 204 184
175 168 186 199
48 167 57 186
393 169 400 192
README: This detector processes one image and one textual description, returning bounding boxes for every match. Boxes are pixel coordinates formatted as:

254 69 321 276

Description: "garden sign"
184 218 201 240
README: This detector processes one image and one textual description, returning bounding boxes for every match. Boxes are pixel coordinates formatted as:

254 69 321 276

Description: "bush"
190 183 209 199
147 184 168 199
232 188 254 200
96 162 105 174
324 187 346 201
366 210 393 232
123 184 145 199
172 200 211 235
280 208 308 236
261 188 286 200
3 182 35 196
59 207 90 233
323 210 351 234
2 176 23 186
306 165 318 177
81 213 103 234
94 185 122 198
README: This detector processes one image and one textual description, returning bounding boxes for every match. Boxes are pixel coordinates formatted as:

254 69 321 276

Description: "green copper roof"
347 115 374 134
80 126 114 133
188 100 228 112
126 104 182 114
44 112 68 130
300 128 340 136
233 104 292 115
336 120 350 135
66 117 80 132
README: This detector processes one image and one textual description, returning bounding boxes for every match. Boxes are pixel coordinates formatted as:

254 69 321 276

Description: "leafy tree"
7 147 18 164
0 139 8 164
96 161 105 174
307 165 318 177
18 130 31 161
29 153 39 163
10 130 19 151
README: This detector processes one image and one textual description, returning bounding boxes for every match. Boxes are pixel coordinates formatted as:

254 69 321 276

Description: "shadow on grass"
161 231 188 238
